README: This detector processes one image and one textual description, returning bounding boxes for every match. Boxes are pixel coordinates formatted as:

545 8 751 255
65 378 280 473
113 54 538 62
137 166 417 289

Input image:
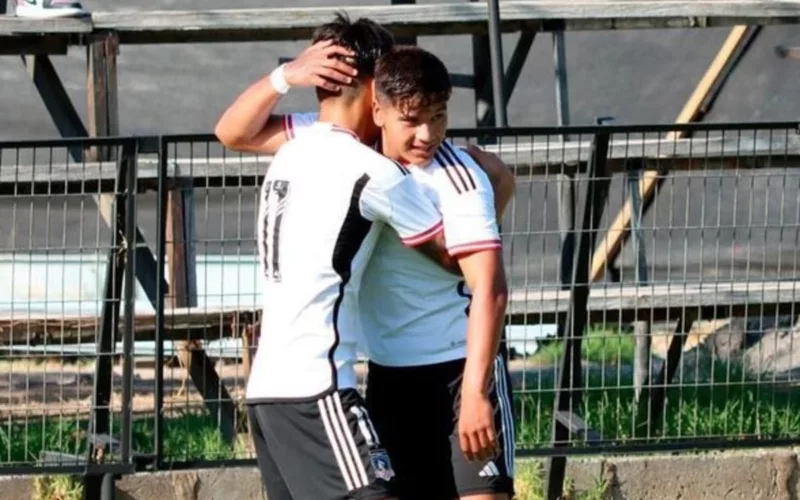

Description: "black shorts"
366 354 515 499
247 389 396 500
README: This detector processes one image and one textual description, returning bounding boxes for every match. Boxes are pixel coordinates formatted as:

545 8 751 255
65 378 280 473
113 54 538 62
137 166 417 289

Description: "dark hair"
311 12 395 79
375 45 452 112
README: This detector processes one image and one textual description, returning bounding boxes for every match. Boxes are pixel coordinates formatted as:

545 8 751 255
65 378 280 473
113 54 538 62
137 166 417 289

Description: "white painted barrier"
0 252 550 356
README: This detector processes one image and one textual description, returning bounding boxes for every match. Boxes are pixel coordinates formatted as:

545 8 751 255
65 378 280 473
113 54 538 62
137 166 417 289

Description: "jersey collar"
311 121 360 141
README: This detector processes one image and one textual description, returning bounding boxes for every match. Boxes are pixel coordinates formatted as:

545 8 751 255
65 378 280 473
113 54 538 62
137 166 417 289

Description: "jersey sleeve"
436 142 502 257
360 162 444 246
281 112 319 140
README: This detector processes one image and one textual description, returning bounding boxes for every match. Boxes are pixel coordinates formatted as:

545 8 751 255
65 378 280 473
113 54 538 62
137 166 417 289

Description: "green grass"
0 412 245 465
530 327 636 366
3 342 800 466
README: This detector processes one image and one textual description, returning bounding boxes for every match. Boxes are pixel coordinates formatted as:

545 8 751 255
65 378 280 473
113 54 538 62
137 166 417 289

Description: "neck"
318 102 370 143
380 130 404 164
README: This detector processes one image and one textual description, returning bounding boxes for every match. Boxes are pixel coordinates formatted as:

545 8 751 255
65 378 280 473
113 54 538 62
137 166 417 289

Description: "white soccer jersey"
281 113 502 367
245 121 444 401
359 142 502 366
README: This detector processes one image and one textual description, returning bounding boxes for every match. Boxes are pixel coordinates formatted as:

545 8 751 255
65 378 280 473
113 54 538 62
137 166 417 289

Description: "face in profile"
373 97 448 167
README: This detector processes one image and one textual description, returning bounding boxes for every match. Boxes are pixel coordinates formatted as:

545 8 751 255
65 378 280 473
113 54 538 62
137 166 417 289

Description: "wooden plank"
84 2 800 44
666 25 751 141
590 26 754 282
0 16 90 35
0 307 257 346
165 179 237 445
3 280 800 346
0 36 68 55
4 133 800 190
3 1 800 46
590 170 660 282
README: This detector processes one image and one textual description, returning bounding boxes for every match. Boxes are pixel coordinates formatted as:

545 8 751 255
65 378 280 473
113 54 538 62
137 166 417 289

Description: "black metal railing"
1 121 800 496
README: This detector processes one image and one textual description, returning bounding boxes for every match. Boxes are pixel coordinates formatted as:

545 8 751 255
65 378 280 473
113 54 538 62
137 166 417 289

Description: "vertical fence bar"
545 128 611 500
628 169 652 403
558 173 576 288
390 0 417 45
85 141 128 499
487 0 507 127
154 137 169 468
120 141 137 465
553 31 570 134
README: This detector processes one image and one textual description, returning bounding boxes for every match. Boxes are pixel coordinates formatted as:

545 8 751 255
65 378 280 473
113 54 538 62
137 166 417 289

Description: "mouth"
410 144 436 156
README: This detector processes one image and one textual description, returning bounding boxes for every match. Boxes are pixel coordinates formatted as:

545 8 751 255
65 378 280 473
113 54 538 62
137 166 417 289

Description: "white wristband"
270 64 291 95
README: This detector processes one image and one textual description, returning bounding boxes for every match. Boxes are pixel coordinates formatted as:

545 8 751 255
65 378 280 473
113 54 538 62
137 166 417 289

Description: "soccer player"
215 25 515 500
236 16 458 500
361 47 514 500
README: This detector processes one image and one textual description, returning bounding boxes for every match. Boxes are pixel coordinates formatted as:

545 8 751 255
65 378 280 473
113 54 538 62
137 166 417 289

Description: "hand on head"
283 40 359 93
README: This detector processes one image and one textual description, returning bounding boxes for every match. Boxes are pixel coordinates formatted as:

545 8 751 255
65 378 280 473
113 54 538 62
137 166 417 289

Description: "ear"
371 83 385 127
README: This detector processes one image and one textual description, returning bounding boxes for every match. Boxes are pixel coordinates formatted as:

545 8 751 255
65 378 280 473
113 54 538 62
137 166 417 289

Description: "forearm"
461 285 508 396
493 176 515 223
414 232 463 276
214 75 283 150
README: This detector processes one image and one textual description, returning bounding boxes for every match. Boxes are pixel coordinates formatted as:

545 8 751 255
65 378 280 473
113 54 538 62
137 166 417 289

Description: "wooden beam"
3 132 800 193
4 279 800 346
590 25 754 282
165 181 237 446
0 36 68 55
590 170 659 282
666 25 751 141
3 1 800 46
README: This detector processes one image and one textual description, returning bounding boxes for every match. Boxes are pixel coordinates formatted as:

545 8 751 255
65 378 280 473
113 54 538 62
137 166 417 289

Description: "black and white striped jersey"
281 113 502 367
359 143 502 367
245 121 443 401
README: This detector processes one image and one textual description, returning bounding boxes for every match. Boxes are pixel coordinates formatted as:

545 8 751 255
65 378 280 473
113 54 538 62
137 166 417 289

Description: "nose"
416 124 433 143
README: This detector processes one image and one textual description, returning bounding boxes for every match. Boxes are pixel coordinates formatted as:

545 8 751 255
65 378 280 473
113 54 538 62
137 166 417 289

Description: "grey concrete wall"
3 448 800 499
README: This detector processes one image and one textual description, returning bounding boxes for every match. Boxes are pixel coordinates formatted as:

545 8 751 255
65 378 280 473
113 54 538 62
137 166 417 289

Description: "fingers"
323 59 358 78
460 428 499 462
323 43 356 59
317 66 353 86
462 431 481 462
310 39 335 50
459 431 473 462
482 425 499 459
312 75 342 93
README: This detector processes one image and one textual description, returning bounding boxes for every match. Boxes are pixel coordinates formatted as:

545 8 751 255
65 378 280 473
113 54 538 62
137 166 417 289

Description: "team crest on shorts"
369 449 395 481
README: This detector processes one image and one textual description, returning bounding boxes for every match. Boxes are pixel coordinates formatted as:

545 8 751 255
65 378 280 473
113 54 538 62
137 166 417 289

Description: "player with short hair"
236 15 457 500
215 24 515 500
362 46 514 500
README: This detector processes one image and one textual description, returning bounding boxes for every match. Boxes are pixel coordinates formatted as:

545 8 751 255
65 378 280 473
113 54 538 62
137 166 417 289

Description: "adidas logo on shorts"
478 461 500 477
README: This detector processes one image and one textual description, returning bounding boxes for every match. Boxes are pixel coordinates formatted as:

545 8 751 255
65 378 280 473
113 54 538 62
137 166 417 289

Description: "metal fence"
2 122 800 490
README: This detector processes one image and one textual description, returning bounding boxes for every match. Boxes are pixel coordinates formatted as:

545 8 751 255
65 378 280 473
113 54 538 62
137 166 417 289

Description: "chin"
404 152 434 167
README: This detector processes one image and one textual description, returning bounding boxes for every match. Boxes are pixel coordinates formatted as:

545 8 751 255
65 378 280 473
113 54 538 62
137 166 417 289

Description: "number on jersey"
261 180 291 282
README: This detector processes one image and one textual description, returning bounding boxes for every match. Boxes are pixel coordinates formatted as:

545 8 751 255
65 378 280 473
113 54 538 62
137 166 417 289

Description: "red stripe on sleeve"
401 220 444 247
448 239 502 257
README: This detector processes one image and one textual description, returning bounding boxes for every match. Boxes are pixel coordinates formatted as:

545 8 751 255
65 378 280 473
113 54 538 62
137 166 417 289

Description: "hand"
465 144 506 187
458 390 498 462
283 40 358 92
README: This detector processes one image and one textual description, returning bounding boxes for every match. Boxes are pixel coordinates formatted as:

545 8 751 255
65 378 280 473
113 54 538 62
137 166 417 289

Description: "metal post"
628 170 652 403
85 144 128 499
120 141 137 465
486 0 507 127
391 0 417 45
553 31 570 138
154 138 169 468
100 473 115 500
545 121 612 500
557 174 576 288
